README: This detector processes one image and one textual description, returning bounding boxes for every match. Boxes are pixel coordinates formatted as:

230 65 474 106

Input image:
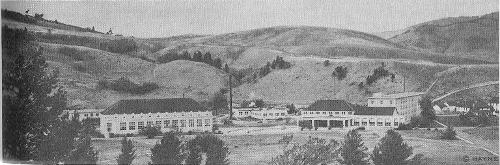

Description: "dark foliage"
97 77 159 94
270 137 340 165
186 134 230 165
366 65 391 85
271 56 291 69
67 136 99 164
372 130 413 165
419 97 436 127
332 66 348 80
150 132 183 165
340 130 369 165
323 60 330 67
298 120 313 131
2 26 68 161
440 126 457 140
286 104 297 114
139 125 161 139
254 99 265 108
117 137 136 165
58 47 89 61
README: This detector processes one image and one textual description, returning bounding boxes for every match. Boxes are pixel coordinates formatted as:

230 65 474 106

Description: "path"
434 120 499 156
432 81 499 103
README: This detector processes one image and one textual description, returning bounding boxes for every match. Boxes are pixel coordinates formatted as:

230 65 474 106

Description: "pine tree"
340 130 369 165
117 137 136 165
419 97 435 128
203 52 213 65
372 130 413 165
67 136 99 164
193 51 203 62
213 58 222 69
224 64 230 73
150 132 183 164
2 26 68 161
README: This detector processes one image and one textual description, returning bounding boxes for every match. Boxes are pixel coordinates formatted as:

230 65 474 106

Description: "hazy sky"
2 0 498 38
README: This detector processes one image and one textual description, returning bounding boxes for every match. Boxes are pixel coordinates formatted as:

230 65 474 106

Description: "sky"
2 0 498 38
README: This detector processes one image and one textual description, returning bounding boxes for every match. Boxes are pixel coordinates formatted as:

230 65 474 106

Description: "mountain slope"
386 12 499 62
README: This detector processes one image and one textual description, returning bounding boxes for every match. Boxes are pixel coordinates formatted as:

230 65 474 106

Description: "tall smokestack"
229 75 233 120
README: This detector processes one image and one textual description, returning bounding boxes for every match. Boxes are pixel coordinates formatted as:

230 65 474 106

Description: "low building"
61 109 104 121
367 92 424 120
299 100 355 128
233 107 260 118
251 107 289 120
99 98 213 136
352 106 405 127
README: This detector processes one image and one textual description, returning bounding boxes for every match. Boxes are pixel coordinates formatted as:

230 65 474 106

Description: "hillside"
385 12 499 62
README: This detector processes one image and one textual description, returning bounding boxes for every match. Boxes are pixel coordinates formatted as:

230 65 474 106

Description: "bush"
139 125 161 139
366 65 391 85
186 134 230 165
332 66 348 80
67 136 99 164
440 126 457 140
323 60 330 67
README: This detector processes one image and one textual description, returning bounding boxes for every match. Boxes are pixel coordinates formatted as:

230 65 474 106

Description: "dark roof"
102 98 207 115
354 106 395 116
490 97 498 103
306 100 354 111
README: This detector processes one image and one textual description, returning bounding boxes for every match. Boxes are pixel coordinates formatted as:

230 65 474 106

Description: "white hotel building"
299 92 424 129
99 98 213 136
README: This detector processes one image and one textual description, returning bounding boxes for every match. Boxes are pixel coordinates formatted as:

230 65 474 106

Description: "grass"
462 126 499 141
92 126 496 165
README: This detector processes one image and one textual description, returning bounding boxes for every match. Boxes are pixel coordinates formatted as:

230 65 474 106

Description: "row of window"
104 113 211 119
353 121 398 126
238 111 287 117
109 119 211 131
83 113 99 117
302 111 352 115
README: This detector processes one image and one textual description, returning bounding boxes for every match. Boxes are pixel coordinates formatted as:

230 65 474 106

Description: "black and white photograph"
1 0 499 164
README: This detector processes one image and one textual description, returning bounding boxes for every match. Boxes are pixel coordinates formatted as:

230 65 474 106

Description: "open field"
93 126 498 165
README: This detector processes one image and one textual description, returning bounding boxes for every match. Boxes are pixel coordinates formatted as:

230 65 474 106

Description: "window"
342 112 345 115
189 119 194 127
263 113 267 116
269 113 273 116
316 112 320 114
205 119 211 126
322 112 326 114
129 122 136 130
239 112 243 115
120 122 126 130
275 113 279 116
361 122 367 126
147 121 153 127
380 101 383 104
371 101 374 104
348 112 352 115
138 122 144 129
353 122 359 126
245 112 249 115
172 120 178 127
329 112 333 115
385 122 391 126
335 112 339 114
180 120 186 127
390 100 393 104
394 122 399 126
377 122 383 126
90 113 94 117
281 113 285 116
156 121 162 127
84 114 88 117
309 112 313 114
196 119 202 127
107 123 112 132
164 120 170 128
369 122 375 126
303 112 307 115
96 114 99 117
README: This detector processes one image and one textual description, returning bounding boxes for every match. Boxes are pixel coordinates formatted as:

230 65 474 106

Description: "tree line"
157 51 223 69
97 77 159 95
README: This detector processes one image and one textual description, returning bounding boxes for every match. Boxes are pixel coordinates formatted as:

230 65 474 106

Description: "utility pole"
229 75 234 120
403 75 406 93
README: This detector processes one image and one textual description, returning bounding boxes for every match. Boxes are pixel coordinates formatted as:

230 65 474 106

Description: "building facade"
367 92 424 122
61 109 104 121
99 98 213 136
233 107 289 120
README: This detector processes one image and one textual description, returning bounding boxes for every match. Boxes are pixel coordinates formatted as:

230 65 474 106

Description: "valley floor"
92 125 498 165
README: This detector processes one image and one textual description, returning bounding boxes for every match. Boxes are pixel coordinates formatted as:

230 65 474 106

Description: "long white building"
99 98 213 136
299 92 424 129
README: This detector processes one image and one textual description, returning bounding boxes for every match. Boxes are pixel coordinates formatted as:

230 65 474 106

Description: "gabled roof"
101 98 207 115
306 100 354 111
354 106 395 116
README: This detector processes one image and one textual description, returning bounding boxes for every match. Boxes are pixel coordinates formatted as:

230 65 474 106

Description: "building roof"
490 97 498 103
354 106 395 116
305 100 354 111
368 92 424 99
101 98 207 115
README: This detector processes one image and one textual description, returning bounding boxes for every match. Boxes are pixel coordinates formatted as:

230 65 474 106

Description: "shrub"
117 137 136 165
323 60 330 67
395 123 413 130
67 136 99 164
372 130 413 165
340 130 369 165
139 125 161 139
440 126 457 140
270 137 340 165
150 132 183 164
332 66 348 80
366 65 391 85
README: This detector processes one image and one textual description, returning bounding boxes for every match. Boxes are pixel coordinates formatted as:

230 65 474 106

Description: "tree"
254 99 265 108
440 126 457 140
186 134 230 165
139 125 161 139
286 104 297 114
372 130 413 165
150 132 183 164
117 137 136 165
3 26 68 161
224 64 230 73
213 58 222 69
323 60 330 67
270 137 340 165
193 51 203 62
340 130 369 165
181 51 191 60
203 52 213 65
36 115 80 163
332 66 348 80
419 97 435 128
67 136 99 164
